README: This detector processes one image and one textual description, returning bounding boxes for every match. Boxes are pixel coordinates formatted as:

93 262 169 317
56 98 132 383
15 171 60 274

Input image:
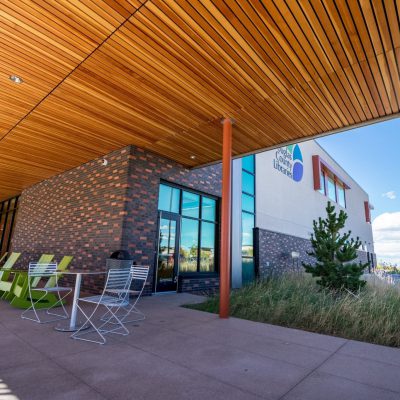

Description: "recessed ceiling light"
190 155 196 160
9 75 23 84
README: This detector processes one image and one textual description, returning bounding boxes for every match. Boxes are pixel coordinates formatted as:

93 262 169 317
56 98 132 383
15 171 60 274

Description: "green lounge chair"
2 254 54 302
0 252 22 297
9 255 73 309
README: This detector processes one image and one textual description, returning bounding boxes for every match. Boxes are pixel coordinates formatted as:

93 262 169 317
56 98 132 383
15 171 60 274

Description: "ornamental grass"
187 273 400 347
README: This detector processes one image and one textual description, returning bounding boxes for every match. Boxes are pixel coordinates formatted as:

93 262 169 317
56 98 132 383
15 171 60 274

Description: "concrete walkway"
0 293 399 400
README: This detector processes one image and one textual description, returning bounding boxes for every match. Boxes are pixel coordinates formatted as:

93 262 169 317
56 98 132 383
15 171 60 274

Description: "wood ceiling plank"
131 3 265 114
0 0 143 140
252 0 348 126
281 0 359 125
0 0 399 200
301 0 369 121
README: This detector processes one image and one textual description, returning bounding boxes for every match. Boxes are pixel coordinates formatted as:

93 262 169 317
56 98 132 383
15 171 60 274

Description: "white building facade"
232 140 375 288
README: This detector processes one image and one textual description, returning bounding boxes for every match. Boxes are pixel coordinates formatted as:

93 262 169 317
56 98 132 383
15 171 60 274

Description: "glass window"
158 184 180 213
181 191 200 218
158 183 218 274
242 171 255 195
241 156 255 282
242 257 255 285
202 197 216 221
319 170 325 194
242 212 254 257
200 222 215 272
242 193 255 213
179 218 199 273
159 218 176 255
327 176 336 201
337 184 346 208
242 155 255 173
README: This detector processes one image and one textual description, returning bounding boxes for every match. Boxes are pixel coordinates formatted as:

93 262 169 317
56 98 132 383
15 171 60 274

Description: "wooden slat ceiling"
0 0 399 200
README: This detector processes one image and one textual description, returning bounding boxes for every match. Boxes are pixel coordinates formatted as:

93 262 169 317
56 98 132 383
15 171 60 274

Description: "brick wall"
178 275 220 295
11 145 222 294
255 227 375 278
11 147 131 292
121 146 221 294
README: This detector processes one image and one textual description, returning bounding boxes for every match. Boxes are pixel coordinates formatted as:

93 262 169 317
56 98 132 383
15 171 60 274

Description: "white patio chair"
71 268 133 345
21 263 72 324
101 265 149 324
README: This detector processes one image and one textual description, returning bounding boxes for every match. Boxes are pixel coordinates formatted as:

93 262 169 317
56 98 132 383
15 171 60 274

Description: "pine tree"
303 202 369 292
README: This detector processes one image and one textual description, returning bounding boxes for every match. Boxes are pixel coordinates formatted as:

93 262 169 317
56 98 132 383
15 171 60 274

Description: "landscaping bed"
186 273 400 347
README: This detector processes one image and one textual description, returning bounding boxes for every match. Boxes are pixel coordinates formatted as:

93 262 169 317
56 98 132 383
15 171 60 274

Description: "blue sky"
317 117 400 264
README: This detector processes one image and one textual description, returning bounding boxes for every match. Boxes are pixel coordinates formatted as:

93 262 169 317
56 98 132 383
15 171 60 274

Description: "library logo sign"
273 144 303 182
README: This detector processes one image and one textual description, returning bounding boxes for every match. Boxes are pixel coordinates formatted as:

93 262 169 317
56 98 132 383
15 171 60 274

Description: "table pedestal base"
54 322 90 332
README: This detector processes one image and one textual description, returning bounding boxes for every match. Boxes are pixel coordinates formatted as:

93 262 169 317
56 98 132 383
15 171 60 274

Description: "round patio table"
54 269 107 332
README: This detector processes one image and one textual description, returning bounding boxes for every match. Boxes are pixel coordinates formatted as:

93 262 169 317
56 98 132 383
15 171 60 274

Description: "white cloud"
382 191 396 200
373 212 400 264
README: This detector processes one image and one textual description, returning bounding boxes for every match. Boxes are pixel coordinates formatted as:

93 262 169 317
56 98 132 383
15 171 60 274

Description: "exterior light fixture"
9 75 23 84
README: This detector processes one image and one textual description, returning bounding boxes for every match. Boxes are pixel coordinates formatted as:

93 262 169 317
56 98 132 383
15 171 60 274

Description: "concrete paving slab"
338 340 400 367
0 336 46 371
57 339 262 400
179 322 332 368
11 375 106 400
282 371 399 400
0 358 66 390
0 293 399 400
133 329 309 399
203 317 347 352
10 324 112 359
318 353 400 393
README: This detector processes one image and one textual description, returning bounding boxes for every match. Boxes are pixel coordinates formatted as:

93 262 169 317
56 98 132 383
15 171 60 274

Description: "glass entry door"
155 211 180 292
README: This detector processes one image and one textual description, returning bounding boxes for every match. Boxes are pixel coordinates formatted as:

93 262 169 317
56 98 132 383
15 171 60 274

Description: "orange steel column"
219 117 232 319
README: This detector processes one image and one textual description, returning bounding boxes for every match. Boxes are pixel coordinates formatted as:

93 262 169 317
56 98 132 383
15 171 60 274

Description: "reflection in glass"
242 171 255 195
242 155 255 173
337 184 346 208
180 218 199 272
200 222 215 272
157 218 177 284
202 197 216 221
158 184 180 213
242 257 255 285
242 193 255 213
157 183 218 275
327 176 336 201
242 211 254 257
319 171 325 194
182 191 200 218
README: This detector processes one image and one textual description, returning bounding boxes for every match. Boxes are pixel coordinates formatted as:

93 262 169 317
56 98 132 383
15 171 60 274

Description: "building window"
181 191 200 218
158 184 179 213
312 155 349 208
337 183 346 208
158 183 218 274
319 170 325 194
364 201 372 223
241 155 255 284
326 175 336 201
0 196 19 257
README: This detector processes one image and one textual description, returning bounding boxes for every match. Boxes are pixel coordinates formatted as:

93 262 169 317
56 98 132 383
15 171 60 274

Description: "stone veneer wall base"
254 227 376 279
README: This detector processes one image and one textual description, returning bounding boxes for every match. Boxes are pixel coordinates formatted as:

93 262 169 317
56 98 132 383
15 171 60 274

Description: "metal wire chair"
21 263 72 324
101 265 149 324
71 268 133 345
